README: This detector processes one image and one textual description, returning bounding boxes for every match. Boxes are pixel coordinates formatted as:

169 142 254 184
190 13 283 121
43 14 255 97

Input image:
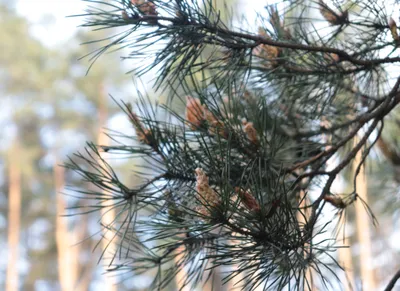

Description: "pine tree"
68 0 400 290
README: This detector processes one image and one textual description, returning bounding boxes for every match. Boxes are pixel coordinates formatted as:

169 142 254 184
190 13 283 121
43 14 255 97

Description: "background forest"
1 0 400 290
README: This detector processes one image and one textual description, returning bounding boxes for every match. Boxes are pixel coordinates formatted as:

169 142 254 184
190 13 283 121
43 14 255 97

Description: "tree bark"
337 235 356 291
55 158 79 291
6 143 22 291
73 215 95 291
353 136 376 291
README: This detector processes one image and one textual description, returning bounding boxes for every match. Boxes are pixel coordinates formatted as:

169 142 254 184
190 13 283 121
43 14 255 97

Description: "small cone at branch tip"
253 28 281 67
131 0 158 23
185 96 205 129
389 17 399 42
243 122 259 144
318 0 348 25
323 194 346 209
234 187 261 212
195 168 220 216
131 0 156 13
205 109 228 138
126 104 152 145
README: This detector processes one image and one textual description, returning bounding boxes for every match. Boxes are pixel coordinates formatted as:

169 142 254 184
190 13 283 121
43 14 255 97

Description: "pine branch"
384 269 400 291
66 0 400 289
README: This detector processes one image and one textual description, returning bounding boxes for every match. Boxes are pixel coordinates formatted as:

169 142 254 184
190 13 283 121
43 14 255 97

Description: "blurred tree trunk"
74 214 95 291
6 143 21 291
204 267 224 291
55 158 79 291
98 84 118 291
55 155 94 291
338 229 355 291
174 245 191 291
323 117 355 291
353 136 376 290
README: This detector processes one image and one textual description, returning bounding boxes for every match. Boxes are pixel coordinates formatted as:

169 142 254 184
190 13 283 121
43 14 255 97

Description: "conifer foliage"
68 0 400 290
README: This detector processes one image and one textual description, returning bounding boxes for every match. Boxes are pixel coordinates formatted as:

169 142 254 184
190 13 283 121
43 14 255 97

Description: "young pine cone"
319 0 348 25
126 103 153 145
235 187 261 212
243 122 259 145
131 0 158 23
195 168 220 217
389 17 400 43
185 96 205 129
204 109 228 139
253 28 281 68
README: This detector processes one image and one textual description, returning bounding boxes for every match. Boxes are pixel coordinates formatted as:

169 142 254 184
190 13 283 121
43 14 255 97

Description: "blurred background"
0 0 399 290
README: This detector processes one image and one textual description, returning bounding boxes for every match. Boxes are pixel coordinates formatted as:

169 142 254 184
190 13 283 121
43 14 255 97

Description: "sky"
16 0 87 47
14 0 261 47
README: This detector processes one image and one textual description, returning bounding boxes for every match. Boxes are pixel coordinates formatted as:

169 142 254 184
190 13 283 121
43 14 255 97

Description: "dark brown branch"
291 77 400 138
384 269 400 291
303 92 400 239
122 15 400 68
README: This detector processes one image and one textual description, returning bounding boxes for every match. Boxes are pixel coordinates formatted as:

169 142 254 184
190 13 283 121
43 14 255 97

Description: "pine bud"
319 0 348 25
185 96 204 129
126 103 153 145
235 187 261 212
195 168 220 216
253 28 281 68
205 110 228 138
131 0 158 23
243 122 259 144
389 17 399 43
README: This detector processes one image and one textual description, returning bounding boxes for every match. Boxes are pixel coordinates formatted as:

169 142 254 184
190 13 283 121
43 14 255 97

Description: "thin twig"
384 269 400 291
